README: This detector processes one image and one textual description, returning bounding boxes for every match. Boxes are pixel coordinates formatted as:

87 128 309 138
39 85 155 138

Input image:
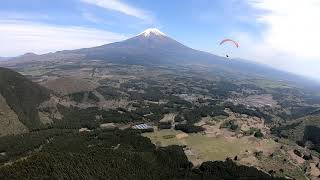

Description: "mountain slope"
0 57 11 61
272 114 320 152
4 28 320 89
0 67 50 132
0 94 28 136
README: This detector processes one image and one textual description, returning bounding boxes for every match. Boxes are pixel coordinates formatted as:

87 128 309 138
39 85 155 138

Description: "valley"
1 60 320 179
0 29 320 179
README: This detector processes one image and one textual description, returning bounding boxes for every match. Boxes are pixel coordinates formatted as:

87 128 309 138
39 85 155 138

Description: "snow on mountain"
138 28 166 37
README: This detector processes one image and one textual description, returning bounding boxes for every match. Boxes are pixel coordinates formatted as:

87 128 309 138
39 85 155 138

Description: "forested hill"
0 67 50 131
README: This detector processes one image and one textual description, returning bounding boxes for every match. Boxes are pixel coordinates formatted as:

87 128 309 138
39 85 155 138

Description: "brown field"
43 76 99 95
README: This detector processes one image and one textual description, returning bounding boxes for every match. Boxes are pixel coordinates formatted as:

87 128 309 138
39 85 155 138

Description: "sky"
0 0 319 80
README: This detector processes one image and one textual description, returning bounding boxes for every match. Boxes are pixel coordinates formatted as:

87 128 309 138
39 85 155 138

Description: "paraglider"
220 39 239 48
219 39 239 58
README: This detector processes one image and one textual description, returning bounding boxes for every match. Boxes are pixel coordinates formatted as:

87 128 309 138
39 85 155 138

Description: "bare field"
43 76 99 95
230 94 279 108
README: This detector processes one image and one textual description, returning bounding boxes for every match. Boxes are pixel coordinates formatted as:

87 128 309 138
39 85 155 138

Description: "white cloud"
81 11 116 26
248 0 320 59
0 20 127 56
80 0 153 22
229 31 320 80
233 0 320 80
82 12 101 23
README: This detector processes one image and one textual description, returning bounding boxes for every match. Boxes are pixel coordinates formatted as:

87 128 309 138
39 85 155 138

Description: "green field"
143 129 277 161
143 129 307 179
143 129 184 146
250 79 293 89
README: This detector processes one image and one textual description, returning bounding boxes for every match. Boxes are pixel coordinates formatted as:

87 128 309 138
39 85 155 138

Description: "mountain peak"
21 52 38 57
139 28 166 37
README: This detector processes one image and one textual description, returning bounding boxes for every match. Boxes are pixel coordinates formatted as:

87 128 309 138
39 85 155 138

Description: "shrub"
254 129 264 138
174 124 204 133
293 149 302 157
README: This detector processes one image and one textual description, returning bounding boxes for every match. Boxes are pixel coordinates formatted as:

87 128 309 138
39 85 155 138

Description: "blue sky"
0 0 319 80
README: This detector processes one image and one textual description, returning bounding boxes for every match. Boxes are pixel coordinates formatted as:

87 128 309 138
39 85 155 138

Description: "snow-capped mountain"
4 28 213 65
69 28 219 64
102 28 189 50
138 28 166 37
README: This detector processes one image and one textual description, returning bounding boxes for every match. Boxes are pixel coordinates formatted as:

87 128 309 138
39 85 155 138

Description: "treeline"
270 122 302 138
135 102 227 125
54 105 144 129
301 126 320 153
128 87 166 102
224 102 272 122
271 123 320 153
197 159 279 179
183 105 228 125
277 106 319 121
68 91 99 103
141 104 229 132
207 81 240 99
96 86 122 100
55 96 217 129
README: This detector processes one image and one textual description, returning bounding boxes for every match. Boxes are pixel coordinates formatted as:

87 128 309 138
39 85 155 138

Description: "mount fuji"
5 28 319 88
65 28 221 65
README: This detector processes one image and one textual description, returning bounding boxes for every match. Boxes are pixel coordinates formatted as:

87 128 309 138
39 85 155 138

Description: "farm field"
143 129 278 162
143 129 307 179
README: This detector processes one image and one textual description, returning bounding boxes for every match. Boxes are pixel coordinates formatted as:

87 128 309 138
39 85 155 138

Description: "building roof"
133 124 152 129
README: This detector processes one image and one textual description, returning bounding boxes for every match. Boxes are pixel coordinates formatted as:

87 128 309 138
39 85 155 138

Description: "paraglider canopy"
219 39 239 59
220 39 239 48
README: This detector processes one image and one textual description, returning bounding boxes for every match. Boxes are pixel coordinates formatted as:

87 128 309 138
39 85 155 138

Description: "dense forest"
0 129 283 180
302 126 320 152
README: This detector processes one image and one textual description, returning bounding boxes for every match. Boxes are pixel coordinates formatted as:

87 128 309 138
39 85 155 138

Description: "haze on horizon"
0 0 319 80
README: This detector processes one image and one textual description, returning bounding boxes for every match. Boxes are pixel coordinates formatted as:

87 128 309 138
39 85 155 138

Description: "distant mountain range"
2 28 320 90
0 57 11 61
